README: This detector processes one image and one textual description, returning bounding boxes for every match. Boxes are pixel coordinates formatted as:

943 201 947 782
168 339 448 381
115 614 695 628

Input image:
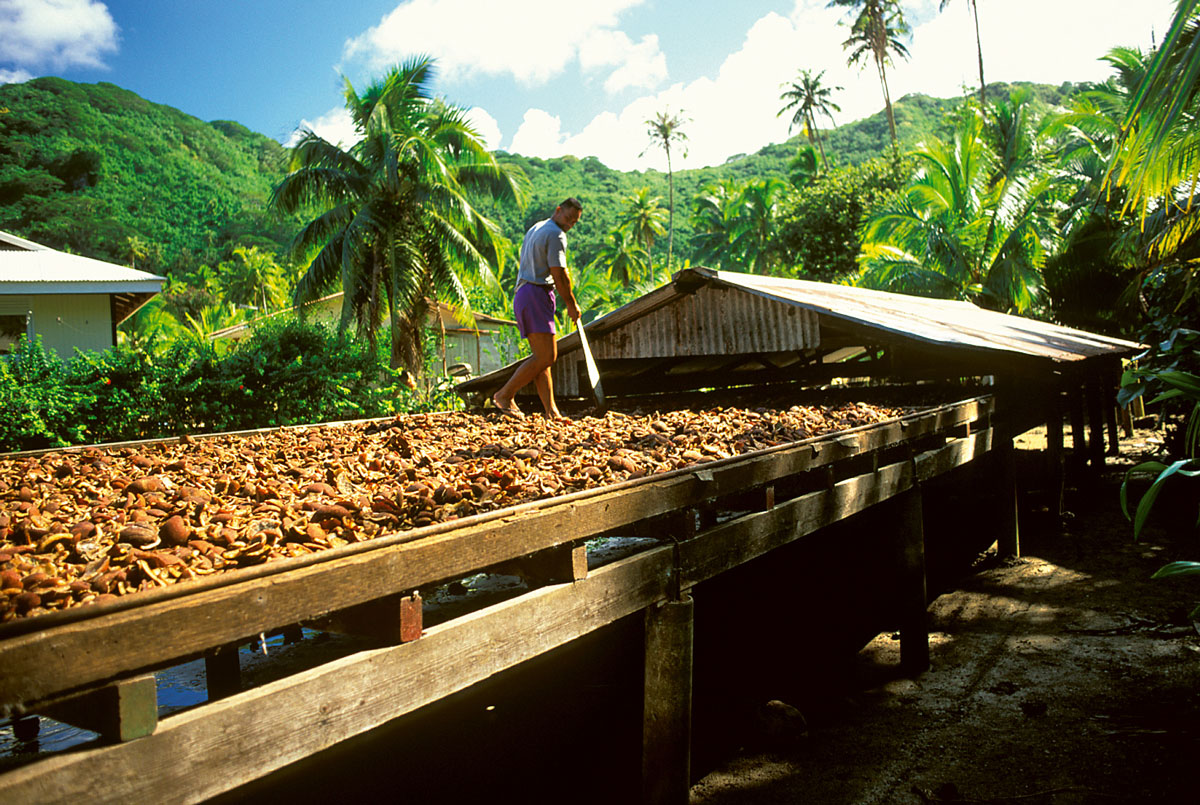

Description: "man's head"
553 197 583 231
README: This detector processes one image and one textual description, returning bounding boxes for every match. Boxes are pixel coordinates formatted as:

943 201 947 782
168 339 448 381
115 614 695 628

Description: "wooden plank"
642 596 694 805
681 462 913 586
0 428 996 801
311 593 423 644
40 675 156 743
0 399 992 711
0 547 676 805
996 424 1020 559
895 489 929 674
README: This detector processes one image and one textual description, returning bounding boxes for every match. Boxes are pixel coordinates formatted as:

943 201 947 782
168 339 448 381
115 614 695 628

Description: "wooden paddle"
576 318 605 409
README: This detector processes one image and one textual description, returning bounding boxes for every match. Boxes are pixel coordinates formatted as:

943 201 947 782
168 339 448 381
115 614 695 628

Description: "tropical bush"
0 320 413 453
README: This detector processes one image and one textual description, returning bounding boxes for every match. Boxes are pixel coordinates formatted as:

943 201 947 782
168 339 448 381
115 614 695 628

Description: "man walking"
492 197 584 419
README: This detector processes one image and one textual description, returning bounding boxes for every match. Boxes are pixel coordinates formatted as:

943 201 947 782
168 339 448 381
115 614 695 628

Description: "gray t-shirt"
515 217 567 289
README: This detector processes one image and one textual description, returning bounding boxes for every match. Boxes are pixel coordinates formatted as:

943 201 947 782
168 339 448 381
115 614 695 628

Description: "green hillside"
0 77 1078 280
0 77 295 275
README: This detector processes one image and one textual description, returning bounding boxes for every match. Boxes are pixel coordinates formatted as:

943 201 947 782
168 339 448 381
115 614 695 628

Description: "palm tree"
690 180 742 269
617 187 668 272
271 56 527 374
1105 0 1200 212
939 0 987 117
778 69 843 170
217 246 288 312
857 97 1059 313
829 0 911 151
730 178 790 275
641 109 689 272
592 227 650 287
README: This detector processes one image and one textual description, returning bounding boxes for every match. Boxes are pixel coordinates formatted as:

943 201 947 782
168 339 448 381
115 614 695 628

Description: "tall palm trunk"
807 110 829 169
665 143 675 273
876 57 898 150
971 0 986 118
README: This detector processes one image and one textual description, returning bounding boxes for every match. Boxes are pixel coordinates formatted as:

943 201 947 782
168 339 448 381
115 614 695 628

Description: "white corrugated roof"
0 230 165 293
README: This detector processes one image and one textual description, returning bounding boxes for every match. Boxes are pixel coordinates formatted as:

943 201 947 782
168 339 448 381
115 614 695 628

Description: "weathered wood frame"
0 397 994 803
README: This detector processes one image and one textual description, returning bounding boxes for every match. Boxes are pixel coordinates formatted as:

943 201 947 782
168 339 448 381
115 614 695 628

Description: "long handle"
576 320 605 408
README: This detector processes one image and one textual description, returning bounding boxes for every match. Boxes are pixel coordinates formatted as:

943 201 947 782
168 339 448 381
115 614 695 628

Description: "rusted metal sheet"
591 284 819 359
457 267 1142 400
709 269 1142 362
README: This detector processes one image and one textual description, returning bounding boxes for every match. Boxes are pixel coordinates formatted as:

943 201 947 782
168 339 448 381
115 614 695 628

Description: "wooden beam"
0 548 676 804
895 488 929 674
642 596 694 805
1087 374 1106 470
0 399 993 712
0 430 995 802
40 675 156 743
996 424 1020 559
311 593 423 644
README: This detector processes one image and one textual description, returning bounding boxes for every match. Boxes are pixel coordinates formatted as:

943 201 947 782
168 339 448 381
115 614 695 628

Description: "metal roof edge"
0 281 165 295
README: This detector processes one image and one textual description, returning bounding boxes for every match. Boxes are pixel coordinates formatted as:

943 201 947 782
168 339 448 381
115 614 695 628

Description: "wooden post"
897 487 929 674
1046 384 1065 517
205 643 242 701
1087 373 1106 470
643 595 694 805
41 675 157 742
1103 363 1121 455
997 422 1020 559
313 592 423 643
1068 382 1087 472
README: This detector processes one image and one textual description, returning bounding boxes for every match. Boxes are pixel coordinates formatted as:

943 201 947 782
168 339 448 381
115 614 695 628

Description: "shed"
0 230 164 357
457 267 1143 470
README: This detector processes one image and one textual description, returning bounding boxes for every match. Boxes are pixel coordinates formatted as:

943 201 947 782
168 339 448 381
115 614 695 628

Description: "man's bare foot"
543 409 570 422
493 394 524 419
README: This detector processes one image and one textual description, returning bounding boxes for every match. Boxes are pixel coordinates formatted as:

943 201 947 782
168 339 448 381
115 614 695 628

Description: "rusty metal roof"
456 267 1143 400
702 268 1142 362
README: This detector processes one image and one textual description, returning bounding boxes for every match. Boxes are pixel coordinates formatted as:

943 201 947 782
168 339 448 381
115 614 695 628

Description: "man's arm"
548 265 581 322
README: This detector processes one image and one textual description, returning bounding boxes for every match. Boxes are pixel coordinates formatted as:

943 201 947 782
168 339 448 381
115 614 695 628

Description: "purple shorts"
514 283 556 337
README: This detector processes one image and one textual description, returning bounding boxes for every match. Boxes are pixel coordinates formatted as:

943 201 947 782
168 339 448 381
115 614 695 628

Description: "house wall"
1 294 114 358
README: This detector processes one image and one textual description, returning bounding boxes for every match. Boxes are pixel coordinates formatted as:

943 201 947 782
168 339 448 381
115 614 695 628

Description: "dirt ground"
689 427 1200 804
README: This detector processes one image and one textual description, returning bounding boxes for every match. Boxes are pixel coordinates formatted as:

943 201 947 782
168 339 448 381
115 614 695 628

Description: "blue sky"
0 0 1176 172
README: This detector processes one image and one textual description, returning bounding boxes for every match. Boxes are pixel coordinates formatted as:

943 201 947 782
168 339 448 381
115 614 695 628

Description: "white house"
0 230 165 358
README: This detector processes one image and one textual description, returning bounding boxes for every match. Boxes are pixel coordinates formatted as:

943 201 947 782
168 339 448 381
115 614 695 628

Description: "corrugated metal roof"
455 267 1144 400
705 268 1142 362
0 231 165 293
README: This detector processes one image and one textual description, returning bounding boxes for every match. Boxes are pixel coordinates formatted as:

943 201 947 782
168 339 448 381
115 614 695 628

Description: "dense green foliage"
0 321 407 452
272 58 525 373
0 77 295 274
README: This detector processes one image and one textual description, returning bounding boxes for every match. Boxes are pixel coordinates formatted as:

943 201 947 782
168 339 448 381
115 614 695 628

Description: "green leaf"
1151 561 1200 579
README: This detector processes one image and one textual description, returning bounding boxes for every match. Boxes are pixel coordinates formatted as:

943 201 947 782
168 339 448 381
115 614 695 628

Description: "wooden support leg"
1104 368 1121 455
512 544 589 585
313 592 423 643
1046 386 1065 517
205 642 242 701
1068 384 1087 473
42 675 157 742
643 595 694 805
997 425 1021 559
1088 377 1106 470
897 488 930 675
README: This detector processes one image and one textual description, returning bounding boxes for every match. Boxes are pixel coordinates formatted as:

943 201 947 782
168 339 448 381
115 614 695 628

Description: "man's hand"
566 299 581 322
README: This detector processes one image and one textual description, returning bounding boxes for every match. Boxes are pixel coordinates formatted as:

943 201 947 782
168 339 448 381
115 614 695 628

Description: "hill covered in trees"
0 76 1074 283
0 77 296 275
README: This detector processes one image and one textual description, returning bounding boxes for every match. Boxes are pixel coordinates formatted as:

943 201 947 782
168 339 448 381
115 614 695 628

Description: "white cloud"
504 0 1177 171
344 0 656 90
579 30 667 93
510 108 568 158
0 0 118 70
0 67 33 84
464 106 501 151
287 106 358 149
